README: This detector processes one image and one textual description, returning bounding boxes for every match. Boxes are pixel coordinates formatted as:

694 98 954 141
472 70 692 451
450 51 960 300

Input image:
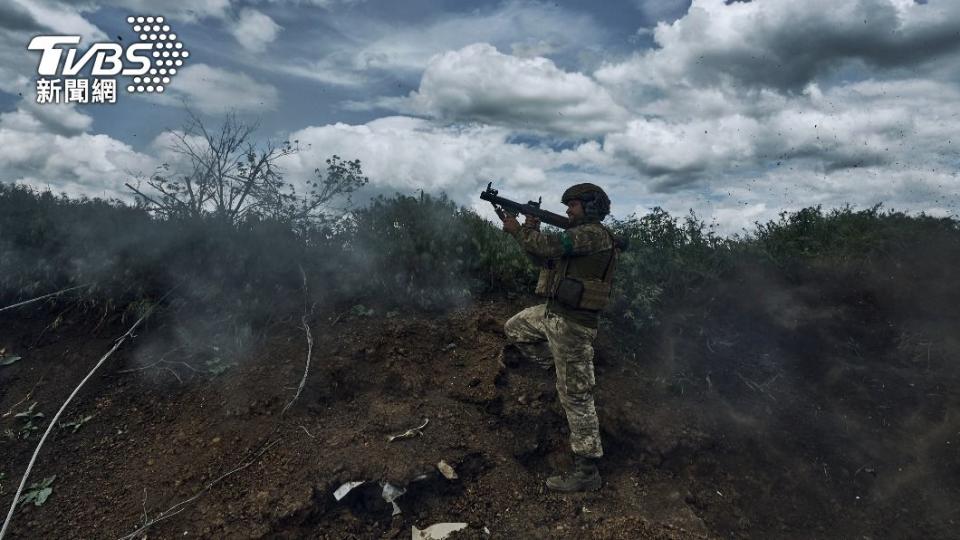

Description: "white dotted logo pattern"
125 15 189 94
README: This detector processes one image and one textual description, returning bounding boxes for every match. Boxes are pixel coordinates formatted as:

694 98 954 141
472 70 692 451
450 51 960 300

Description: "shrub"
747 204 960 280
607 208 734 331
331 192 534 309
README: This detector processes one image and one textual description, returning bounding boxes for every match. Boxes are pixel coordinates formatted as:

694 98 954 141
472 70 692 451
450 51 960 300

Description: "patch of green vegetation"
608 208 734 332
747 204 959 278
17 475 55 509
59 414 94 434
15 402 45 440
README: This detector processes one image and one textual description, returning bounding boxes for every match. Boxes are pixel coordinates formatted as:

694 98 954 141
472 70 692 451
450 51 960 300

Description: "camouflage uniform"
504 220 616 460
505 303 602 457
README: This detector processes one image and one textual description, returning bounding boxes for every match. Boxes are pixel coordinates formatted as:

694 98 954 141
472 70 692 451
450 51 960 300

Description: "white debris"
387 418 430 442
436 460 458 480
333 481 365 501
412 523 468 540
382 482 407 516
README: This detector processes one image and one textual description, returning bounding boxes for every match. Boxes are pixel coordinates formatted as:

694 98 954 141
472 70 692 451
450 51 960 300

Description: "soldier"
497 183 618 492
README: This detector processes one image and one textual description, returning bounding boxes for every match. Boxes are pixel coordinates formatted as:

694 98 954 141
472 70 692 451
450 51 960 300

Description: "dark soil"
2 258 959 539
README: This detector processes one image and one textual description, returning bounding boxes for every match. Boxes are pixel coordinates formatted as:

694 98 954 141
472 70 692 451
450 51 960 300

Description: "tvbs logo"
28 15 189 104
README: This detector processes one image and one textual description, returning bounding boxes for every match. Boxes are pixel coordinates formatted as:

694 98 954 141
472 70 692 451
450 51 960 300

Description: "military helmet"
561 183 610 221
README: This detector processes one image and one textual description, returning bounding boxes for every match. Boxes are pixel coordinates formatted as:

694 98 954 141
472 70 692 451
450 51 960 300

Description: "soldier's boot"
545 455 601 492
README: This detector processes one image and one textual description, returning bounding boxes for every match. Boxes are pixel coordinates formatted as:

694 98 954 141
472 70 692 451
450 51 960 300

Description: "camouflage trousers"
504 304 603 458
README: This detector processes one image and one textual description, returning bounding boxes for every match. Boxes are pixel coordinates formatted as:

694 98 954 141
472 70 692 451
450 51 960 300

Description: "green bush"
607 208 734 331
332 192 534 309
747 204 960 280
0 185 535 316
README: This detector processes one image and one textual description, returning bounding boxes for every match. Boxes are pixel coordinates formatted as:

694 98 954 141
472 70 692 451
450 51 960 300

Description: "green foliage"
205 357 235 376
350 304 375 317
18 475 55 509
608 208 734 331
746 204 960 280
336 192 534 309
15 402 45 439
59 414 94 434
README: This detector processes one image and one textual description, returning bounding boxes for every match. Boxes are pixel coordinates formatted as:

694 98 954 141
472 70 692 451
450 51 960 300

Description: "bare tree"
126 111 367 227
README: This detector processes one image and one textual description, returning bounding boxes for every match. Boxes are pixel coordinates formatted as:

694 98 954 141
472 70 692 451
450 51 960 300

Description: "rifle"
480 182 570 229
481 182 630 251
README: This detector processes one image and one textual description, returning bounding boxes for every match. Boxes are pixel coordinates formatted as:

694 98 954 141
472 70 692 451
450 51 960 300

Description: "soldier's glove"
522 214 541 231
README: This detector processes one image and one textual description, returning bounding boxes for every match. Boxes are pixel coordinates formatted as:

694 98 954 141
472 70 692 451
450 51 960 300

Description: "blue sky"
2 0 959 234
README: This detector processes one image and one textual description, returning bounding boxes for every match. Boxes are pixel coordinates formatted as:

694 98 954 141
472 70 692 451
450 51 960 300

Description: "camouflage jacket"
508 221 616 328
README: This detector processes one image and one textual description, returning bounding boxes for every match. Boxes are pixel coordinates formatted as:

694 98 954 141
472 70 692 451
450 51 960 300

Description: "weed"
350 304 375 317
14 402 45 439
205 357 236 376
59 414 94 434
17 475 56 509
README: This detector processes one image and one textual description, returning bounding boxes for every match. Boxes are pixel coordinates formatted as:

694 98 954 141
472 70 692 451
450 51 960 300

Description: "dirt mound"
2 258 959 539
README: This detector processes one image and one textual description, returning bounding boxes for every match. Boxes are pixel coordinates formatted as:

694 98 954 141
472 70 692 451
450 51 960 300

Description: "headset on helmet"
561 183 610 221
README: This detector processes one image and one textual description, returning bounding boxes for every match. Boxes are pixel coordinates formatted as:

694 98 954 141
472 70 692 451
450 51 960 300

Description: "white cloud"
231 8 281 53
348 2 603 73
95 0 231 22
12 0 107 42
271 56 369 87
282 116 633 218
259 0 366 8
403 43 629 137
0 93 93 136
598 0 960 92
267 0 606 87
634 0 692 25
0 126 155 199
598 76 960 189
148 64 280 114
2 0 107 95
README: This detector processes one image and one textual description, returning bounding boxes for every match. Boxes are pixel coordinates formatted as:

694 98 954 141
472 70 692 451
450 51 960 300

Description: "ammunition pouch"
534 234 617 311
555 277 612 311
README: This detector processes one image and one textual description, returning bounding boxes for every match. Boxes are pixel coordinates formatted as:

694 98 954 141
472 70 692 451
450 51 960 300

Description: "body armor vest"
534 224 618 311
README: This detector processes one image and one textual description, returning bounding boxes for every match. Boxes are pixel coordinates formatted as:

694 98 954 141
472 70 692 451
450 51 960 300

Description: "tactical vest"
534 224 618 311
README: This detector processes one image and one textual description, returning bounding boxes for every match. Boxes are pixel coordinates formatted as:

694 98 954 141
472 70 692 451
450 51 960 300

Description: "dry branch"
0 284 91 314
282 266 314 415
116 439 281 540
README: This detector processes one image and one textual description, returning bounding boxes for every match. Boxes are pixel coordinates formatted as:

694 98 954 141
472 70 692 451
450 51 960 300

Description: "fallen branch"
0 303 157 540
387 418 430 443
1 377 43 420
281 266 314 416
117 360 193 383
0 284 92 314
116 439 281 540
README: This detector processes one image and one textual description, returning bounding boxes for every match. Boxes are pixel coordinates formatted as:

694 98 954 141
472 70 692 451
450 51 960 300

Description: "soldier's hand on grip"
522 214 541 231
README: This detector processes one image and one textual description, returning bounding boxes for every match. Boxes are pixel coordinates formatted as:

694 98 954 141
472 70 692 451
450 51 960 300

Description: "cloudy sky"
2 0 959 234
